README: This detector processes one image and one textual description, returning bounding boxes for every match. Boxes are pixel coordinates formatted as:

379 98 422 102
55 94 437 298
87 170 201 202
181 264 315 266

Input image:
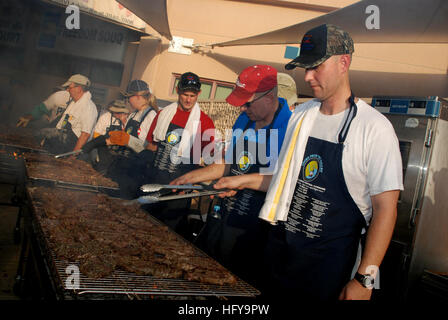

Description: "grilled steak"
29 187 237 285
23 152 118 188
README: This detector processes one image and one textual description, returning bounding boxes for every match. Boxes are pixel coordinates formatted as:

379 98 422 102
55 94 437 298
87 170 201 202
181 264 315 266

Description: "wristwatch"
354 272 375 289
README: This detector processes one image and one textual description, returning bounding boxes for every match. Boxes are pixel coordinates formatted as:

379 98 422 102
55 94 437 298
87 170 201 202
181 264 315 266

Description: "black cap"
177 72 201 92
285 24 354 70
122 80 151 97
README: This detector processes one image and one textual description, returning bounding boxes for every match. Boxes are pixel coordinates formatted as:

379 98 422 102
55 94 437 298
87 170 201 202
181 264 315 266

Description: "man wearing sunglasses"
170 65 292 287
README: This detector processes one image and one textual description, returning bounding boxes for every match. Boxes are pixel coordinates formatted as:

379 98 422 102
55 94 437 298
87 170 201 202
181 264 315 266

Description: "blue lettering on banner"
390 100 409 114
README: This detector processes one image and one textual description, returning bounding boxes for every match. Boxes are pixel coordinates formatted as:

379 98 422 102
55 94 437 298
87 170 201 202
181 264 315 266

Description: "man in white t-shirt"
16 90 70 127
214 24 403 300
41 74 98 154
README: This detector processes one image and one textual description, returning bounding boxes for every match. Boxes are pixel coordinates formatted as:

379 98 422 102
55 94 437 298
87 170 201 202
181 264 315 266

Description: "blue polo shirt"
225 97 292 168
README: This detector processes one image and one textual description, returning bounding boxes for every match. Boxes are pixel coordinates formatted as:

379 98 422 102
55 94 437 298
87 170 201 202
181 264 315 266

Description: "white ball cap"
61 74 91 88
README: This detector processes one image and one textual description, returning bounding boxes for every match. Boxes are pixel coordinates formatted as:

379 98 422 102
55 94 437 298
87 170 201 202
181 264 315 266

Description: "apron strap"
338 92 357 144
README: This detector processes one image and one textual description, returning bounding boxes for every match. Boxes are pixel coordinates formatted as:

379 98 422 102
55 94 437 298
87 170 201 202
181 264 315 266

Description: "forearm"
214 172 272 192
338 190 399 300
357 190 399 274
171 163 229 185
30 102 50 120
73 132 91 151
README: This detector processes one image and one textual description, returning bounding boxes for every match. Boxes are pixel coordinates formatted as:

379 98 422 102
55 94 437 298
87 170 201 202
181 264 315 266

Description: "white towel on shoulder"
152 101 201 157
258 99 321 224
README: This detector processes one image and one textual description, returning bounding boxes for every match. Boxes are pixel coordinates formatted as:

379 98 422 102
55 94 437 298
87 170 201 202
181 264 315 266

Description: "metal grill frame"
27 186 260 300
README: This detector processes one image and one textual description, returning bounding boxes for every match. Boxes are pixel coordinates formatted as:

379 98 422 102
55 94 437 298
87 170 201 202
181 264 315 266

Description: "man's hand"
170 173 195 187
108 131 130 146
338 279 372 300
213 176 245 198
17 115 33 127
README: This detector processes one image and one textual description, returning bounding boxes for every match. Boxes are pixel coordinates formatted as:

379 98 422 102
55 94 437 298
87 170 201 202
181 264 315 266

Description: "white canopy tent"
209 0 448 47
116 0 447 97
205 0 448 97
117 0 172 40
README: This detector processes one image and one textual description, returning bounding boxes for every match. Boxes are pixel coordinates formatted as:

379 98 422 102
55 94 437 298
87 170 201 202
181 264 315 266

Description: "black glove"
82 135 107 153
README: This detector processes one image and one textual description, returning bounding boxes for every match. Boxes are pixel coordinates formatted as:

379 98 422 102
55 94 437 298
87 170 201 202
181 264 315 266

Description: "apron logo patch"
237 151 254 173
302 154 323 182
166 131 180 145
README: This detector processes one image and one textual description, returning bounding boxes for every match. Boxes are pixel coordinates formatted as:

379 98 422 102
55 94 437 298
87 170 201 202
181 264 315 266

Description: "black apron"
43 113 78 154
94 116 125 174
200 107 282 285
103 108 154 198
143 121 200 227
266 95 366 300
150 122 199 185
48 98 72 127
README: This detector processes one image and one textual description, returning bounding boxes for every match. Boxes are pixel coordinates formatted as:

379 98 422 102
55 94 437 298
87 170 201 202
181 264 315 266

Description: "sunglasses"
242 88 273 108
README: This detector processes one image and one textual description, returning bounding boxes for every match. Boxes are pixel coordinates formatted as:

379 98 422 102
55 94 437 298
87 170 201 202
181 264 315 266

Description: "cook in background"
143 72 216 231
99 80 159 198
16 89 70 128
170 65 292 287
87 99 132 174
277 72 299 110
223 24 403 300
39 74 97 154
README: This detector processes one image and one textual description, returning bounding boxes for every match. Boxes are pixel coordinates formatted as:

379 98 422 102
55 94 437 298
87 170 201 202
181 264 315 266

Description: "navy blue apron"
204 106 282 285
145 121 200 227
151 121 199 185
266 95 366 300
125 107 154 138
94 115 125 174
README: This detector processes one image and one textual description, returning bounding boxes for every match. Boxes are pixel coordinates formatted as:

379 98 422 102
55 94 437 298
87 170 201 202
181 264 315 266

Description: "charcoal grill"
24 186 260 300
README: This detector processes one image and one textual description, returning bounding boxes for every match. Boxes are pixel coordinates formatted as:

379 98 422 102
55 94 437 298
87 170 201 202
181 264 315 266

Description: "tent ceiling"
207 49 448 97
117 0 172 40
210 0 448 47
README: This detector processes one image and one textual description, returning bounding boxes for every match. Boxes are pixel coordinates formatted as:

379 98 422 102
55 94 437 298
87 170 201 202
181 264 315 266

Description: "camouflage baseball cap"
285 24 354 70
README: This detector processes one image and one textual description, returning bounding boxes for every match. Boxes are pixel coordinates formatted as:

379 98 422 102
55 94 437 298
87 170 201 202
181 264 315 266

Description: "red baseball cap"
226 65 277 107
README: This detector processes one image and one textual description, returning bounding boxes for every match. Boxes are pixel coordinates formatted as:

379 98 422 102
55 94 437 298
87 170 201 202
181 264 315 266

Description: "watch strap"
354 272 374 288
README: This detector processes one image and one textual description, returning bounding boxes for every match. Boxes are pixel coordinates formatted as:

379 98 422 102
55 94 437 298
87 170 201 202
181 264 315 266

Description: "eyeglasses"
242 88 273 109
66 84 81 91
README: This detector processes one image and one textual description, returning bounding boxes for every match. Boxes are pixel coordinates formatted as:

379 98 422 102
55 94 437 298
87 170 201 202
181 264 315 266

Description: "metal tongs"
140 183 205 193
133 182 228 204
54 149 83 159
54 136 108 158
136 190 226 204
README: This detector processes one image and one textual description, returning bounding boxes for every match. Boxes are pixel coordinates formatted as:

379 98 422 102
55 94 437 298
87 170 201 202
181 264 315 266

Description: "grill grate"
54 259 259 297
27 186 260 299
